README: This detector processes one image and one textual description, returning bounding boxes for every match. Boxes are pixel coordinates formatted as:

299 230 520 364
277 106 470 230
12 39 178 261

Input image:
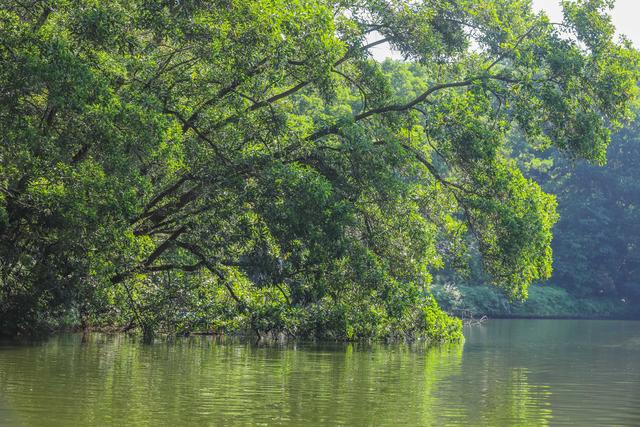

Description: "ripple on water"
0 320 639 426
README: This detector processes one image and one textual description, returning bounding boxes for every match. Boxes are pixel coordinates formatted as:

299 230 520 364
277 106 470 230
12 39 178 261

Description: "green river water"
0 319 639 426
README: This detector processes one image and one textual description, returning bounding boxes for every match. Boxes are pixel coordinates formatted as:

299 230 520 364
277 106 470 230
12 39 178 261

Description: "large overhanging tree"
1 0 638 338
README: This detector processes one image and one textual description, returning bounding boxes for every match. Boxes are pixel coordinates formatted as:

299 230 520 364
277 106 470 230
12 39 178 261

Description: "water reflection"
0 320 638 426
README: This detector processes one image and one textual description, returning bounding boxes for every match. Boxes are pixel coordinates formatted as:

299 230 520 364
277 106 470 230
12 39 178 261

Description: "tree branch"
175 241 244 306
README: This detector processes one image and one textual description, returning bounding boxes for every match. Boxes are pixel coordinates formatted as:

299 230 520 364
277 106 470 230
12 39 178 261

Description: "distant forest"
434 112 640 319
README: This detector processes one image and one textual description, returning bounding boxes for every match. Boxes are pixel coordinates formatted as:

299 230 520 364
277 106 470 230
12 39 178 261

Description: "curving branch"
175 241 244 306
398 142 476 195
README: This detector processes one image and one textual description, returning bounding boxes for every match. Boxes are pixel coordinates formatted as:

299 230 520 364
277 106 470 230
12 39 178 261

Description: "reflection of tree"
0 335 466 425
471 367 553 426
259 342 467 425
0 334 561 426
402 344 463 425
437 321 556 426
508 368 553 425
421 351 553 426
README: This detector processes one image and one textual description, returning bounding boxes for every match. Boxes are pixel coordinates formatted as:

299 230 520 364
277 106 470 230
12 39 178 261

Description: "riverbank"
433 284 640 320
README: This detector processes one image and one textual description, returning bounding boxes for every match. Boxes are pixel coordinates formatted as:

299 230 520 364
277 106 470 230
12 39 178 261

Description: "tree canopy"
525 108 640 304
432 111 640 319
1 0 638 339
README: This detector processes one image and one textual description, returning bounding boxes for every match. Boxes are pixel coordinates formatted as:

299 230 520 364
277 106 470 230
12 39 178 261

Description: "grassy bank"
432 283 639 320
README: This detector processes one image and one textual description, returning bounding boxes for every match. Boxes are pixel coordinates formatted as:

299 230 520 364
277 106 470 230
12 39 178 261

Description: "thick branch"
143 226 187 268
136 175 190 222
138 184 202 230
399 142 475 194
175 241 244 306
111 226 187 284
309 74 523 141
206 39 390 132
144 261 204 273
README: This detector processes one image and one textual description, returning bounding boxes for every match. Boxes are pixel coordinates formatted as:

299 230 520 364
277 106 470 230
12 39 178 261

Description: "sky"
533 0 640 46
371 0 640 60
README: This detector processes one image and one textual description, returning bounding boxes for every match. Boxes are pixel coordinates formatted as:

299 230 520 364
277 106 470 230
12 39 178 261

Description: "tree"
519 110 640 305
0 0 637 338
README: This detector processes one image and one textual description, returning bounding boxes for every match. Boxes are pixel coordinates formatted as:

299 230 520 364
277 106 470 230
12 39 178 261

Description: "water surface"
0 319 639 426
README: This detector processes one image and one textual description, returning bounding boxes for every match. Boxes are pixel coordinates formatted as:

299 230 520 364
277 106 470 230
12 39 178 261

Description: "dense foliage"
435 113 640 319
539 120 640 305
1 0 638 339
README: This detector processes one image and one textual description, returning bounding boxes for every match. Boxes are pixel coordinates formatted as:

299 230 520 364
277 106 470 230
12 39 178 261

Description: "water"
0 320 638 426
